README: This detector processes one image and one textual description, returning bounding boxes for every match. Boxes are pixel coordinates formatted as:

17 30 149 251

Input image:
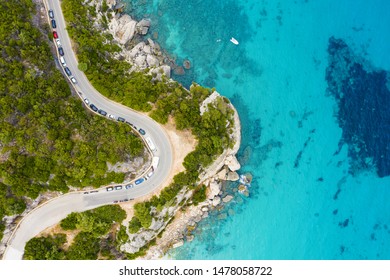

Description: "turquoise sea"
125 0 390 259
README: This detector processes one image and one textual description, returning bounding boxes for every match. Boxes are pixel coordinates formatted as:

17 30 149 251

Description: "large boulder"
209 181 221 197
136 19 151 35
222 195 234 203
134 54 147 68
146 54 159 67
212 196 221 207
110 14 137 45
226 171 239 181
172 240 184 248
225 155 241 171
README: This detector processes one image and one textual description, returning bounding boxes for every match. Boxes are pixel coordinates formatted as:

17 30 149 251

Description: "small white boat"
230 37 239 45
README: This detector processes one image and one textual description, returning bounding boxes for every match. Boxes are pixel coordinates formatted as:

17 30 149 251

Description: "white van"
59 57 66 67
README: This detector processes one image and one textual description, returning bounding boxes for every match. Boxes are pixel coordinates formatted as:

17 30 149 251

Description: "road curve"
2 0 173 260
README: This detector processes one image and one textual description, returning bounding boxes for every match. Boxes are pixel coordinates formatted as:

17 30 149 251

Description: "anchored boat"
230 37 239 45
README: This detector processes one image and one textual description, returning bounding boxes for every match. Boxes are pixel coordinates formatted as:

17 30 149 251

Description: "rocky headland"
89 0 245 259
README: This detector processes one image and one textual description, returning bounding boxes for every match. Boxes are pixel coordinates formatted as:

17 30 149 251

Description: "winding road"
2 0 173 260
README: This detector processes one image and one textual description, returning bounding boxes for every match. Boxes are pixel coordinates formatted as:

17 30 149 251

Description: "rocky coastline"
89 0 245 259
1 0 245 259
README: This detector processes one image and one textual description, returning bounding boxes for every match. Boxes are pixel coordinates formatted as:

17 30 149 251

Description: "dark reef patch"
293 136 312 168
326 37 390 177
339 218 349 228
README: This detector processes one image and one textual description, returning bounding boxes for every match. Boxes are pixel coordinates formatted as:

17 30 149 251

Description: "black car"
51 19 56 28
90 104 98 112
117 117 125 122
58 47 64 56
48 9 54 19
98 109 107 116
64 67 72 76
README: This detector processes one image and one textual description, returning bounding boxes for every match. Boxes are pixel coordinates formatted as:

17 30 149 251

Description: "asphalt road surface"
2 0 173 260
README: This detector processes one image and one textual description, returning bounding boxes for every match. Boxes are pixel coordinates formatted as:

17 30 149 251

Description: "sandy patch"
120 116 197 224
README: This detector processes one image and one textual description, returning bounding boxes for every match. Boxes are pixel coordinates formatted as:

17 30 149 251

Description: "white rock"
209 181 221 197
136 19 151 35
110 14 137 45
217 168 227 180
147 38 155 48
134 55 147 68
172 240 184 248
212 196 221 206
143 44 152 54
225 155 241 171
146 54 159 67
222 195 234 203
226 171 239 181
150 218 164 231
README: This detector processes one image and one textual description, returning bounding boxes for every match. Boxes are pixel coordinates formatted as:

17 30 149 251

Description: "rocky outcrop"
136 19 151 35
225 155 241 172
108 14 137 45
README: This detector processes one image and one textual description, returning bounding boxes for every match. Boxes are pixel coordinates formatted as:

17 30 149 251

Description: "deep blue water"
124 0 390 259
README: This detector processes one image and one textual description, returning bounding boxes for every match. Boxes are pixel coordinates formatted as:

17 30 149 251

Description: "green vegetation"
192 185 207 206
62 0 174 111
66 232 101 260
20 0 237 260
24 234 67 260
60 0 235 240
0 0 144 237
24 205 125 259
60 205 126 237
128 216 142 234
116 225 129 244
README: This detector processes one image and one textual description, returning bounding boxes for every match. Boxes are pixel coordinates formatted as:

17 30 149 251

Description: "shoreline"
88 0 244 259
1 0 243 259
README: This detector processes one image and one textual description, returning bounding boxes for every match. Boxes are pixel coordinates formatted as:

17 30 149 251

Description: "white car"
108 114 116 119
55 39 61 47
84 98 89 105
147 170 154 178
59 56 66 67
70 77 77 84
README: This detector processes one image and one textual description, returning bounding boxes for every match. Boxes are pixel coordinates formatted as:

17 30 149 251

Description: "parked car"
70 77 77 84
58 47 64 56
138 128 146 135
55 39 61 47
117 117 125 122
125 184 134 189
135 178 144 185
64 67 71 76
98 109 107 116
53 31 58 39
108 114 116 119
147 170 154 178
51 19 56 28
59 56 66 66
84 98 90 105
48 9 54 19
106 187 113 191
90 104 98 111
115 185 122 190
